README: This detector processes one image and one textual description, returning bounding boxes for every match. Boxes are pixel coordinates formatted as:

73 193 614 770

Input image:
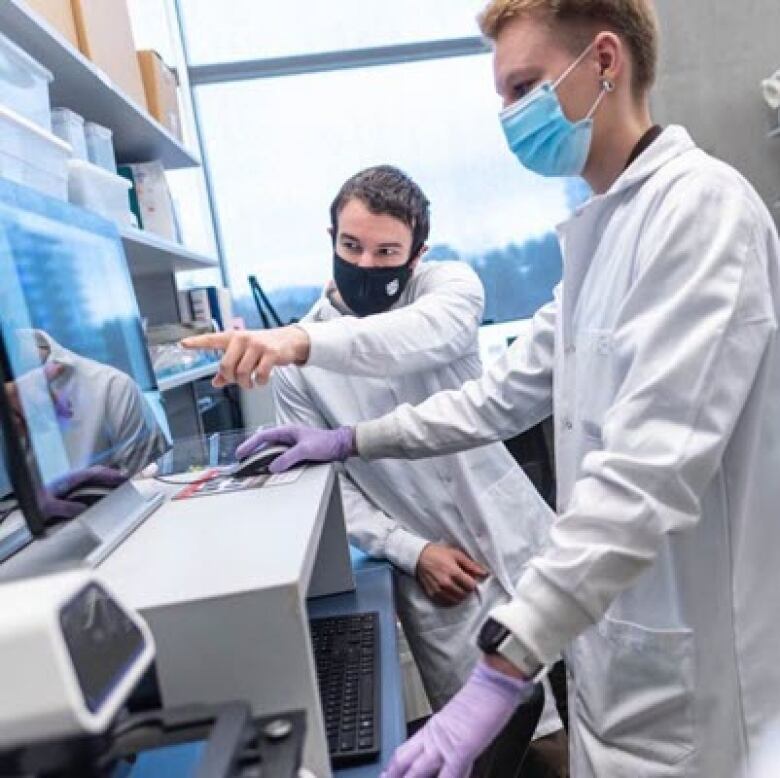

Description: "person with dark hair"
184 165 567 774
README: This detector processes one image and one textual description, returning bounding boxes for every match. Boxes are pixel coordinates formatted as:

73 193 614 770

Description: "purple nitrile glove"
382 661 532 778
235 425 355 474
42 466 129 521
51 466 129 498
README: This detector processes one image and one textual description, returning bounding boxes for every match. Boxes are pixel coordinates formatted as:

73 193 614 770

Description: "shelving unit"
0 1 231 430
0 0 198 169
121 227 219 277
157 362 219 392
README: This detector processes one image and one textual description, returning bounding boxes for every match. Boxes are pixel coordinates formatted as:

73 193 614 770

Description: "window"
127 0 220 287
179 0 488 65
194 53 587 326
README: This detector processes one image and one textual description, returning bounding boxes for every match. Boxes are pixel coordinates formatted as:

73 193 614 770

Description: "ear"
594 31 623 85
327 226 335 240
409 244 428 271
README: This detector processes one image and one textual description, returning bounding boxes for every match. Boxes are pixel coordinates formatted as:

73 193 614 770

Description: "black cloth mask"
332 252 415 317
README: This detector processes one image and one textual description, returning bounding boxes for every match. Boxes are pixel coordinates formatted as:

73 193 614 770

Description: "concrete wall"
653 0 780 227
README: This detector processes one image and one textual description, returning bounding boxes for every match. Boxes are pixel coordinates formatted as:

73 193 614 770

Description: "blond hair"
478 0 659 94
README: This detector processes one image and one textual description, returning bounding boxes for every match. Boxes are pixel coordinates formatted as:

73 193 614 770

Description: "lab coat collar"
311 286 345 323
559 125 697 227
610 125 696 195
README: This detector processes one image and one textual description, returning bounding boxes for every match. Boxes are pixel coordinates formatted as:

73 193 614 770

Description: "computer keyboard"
310 612 381 767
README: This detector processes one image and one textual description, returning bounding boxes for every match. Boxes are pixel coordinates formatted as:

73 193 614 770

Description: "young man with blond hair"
186 1 780 775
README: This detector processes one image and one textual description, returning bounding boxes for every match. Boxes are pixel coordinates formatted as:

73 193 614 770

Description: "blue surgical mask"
500 42 612 178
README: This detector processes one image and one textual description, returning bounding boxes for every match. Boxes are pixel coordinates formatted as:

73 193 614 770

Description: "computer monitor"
0 178 171 574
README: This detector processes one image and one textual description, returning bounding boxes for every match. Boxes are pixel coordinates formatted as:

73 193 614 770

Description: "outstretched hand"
181 327 311 389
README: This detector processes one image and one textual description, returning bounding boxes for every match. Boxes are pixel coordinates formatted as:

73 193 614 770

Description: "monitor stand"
0 482 163 581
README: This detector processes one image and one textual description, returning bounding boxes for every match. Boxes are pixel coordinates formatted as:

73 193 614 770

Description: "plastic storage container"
67 159 134 226
84 121 116 172
0 30 53 131
0 104 70 200
51 108 89 161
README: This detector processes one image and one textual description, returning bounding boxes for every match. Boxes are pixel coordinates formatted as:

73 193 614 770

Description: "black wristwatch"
478 617 512 654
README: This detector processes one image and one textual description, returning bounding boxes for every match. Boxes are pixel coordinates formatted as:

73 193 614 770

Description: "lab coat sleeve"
104 374 167 474
491 178 778 665
338 473 429 576
298 261 485 377
272 366 430 575
356 295 557 459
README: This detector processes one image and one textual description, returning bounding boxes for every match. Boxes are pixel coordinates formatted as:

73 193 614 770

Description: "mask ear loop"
552 40 597 91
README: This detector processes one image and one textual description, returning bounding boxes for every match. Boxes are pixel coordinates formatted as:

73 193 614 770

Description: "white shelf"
157 362 219 392
0 0 199 169
769 126 780 139
121 227 219 276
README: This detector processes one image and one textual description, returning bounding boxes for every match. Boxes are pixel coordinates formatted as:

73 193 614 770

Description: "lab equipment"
98 464 355 777
51 107 89 161
0 569 154 749
0 29 53 131
311 612 381 766
0 104 70 200
84 120 117 172
0 570 306 778
249 274 286 329
67 158 134 226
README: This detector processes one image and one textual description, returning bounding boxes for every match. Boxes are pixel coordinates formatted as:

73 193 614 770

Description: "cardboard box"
23 0 79 48
71 0 147 110
138 50 182 141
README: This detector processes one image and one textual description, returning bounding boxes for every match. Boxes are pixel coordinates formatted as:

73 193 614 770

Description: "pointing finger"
181 333 234 351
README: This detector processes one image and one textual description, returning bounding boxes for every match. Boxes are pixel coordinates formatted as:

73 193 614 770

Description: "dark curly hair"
330 165 431 259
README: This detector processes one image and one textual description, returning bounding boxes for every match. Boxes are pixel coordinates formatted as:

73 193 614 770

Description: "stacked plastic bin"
0 29 134 227
0 30 70 200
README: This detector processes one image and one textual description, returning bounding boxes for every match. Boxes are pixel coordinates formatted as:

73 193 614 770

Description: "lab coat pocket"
573 616 696 771
476 467 552 572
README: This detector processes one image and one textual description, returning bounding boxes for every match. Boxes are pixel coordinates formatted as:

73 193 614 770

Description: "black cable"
153 471 230 486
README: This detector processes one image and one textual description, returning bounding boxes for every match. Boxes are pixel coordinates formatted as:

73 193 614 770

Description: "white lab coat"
36 331 168 476
357 127 780 777
273 262 562 735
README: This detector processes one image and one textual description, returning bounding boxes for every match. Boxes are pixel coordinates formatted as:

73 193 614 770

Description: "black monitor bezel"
0 327 48 537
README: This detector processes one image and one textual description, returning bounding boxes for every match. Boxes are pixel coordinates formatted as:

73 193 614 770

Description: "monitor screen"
0 179 170 527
